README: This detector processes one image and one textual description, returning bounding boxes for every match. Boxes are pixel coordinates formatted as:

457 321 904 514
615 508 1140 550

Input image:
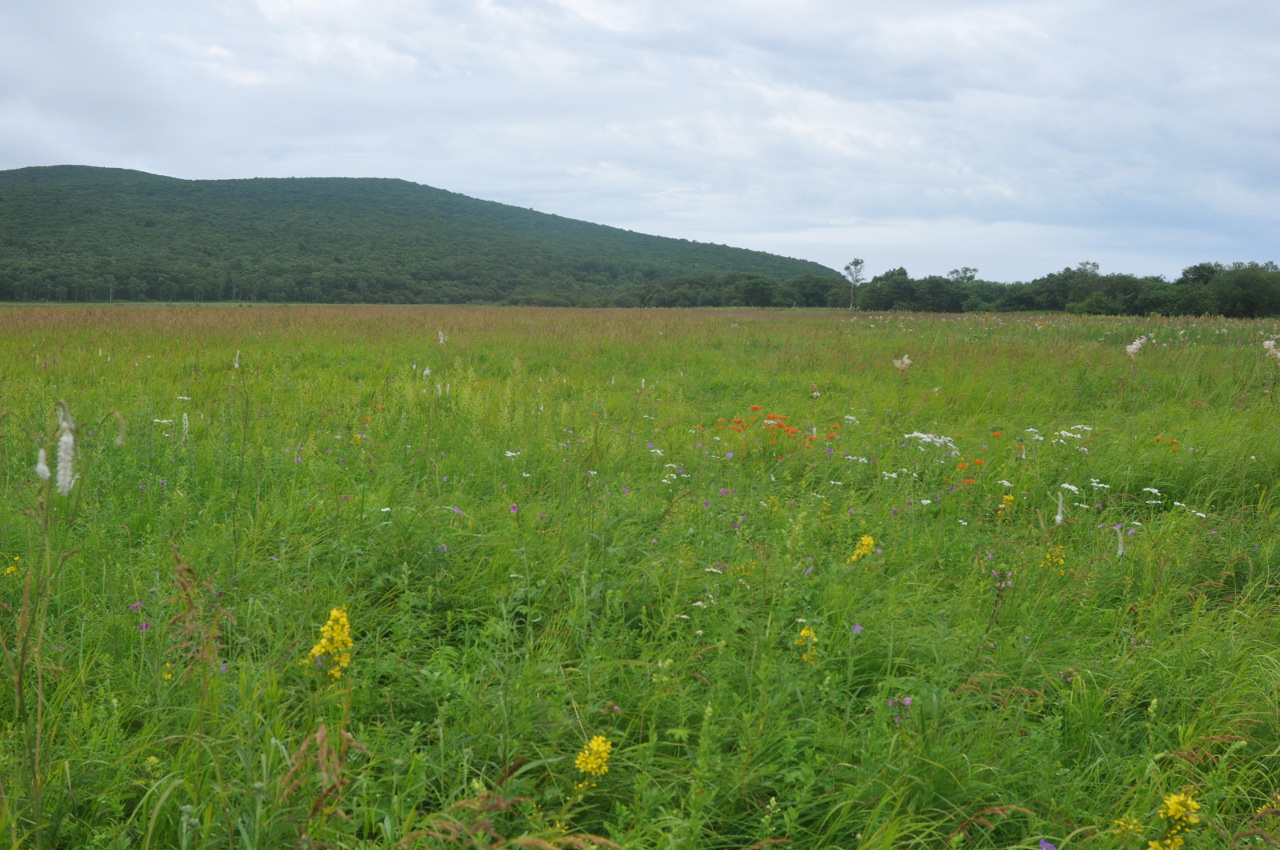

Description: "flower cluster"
1126 335 1149 357
1039 546 1066 574
887 696 912 725
1264 339 1280 362
847 535 875 565
574 735 613 777
305 606 353 680
794 625 818 665
1146 792 1200 849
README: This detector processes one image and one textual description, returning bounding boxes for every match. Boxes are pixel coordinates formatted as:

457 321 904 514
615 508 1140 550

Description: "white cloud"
1 0 1277 281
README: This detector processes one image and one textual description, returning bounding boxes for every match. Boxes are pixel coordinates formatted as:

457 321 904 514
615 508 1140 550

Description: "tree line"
841 260 1280 318
1 166 1277 315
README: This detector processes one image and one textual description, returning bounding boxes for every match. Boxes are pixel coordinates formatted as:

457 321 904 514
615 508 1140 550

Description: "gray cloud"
2 0 1276 280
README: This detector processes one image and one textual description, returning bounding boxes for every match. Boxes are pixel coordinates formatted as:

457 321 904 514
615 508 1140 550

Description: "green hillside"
0 165 841 305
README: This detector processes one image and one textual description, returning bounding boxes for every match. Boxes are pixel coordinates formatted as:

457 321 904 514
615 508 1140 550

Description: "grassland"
2 305 1279 849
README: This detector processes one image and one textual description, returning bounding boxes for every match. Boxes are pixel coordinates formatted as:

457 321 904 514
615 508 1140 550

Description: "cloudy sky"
2 0 1277 281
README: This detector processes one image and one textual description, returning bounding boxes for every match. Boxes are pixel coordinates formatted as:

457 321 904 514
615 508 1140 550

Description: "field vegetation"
2 305 1279 849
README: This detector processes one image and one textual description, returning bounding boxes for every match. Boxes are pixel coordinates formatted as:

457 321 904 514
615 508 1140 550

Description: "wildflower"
795 625 819 664
305 606 354 680
574 735 613 777
56 427 75 495
846 535 875 564
1039 841 1057 850
138 621 152 631
1126 335 1148 356
35 448 51 481
1159 793 1200 825
1112 816 1143 839
893 354 912 373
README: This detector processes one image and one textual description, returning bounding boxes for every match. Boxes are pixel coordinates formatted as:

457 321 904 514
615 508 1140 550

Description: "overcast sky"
3 1 1277 281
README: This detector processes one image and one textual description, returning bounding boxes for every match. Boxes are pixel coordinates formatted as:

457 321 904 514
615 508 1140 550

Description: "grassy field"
2 305 1279 849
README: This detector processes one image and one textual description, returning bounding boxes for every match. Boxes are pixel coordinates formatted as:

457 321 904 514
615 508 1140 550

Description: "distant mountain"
0 165 842 306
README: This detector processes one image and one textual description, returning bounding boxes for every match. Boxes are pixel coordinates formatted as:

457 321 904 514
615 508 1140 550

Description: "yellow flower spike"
305 606 354 679
846 535 875 565
574 735 613 777
795 625 819 664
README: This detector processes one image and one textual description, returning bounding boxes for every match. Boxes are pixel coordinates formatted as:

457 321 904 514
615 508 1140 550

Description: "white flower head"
893 354 913 373
35 448 51 481
56 427 75 495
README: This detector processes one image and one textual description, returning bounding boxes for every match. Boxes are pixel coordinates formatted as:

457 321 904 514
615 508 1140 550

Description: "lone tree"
843 258 866 309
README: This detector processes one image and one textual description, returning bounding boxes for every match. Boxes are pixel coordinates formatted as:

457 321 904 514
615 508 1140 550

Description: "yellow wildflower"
1159 793 1200 824
1112 816 1143 838
795 625 819 664
1039 545 1067 573
574 735 613 777
1147 838 1184 850
846 535 875 564
306 606 354 680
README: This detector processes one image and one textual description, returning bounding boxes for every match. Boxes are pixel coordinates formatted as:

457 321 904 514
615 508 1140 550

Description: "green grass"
2 305 1279 849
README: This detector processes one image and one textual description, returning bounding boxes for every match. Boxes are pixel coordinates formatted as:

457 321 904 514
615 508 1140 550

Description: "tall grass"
1 305 1278 848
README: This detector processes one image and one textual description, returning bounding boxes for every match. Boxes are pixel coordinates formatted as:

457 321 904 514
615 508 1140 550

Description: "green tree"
843 258 866 309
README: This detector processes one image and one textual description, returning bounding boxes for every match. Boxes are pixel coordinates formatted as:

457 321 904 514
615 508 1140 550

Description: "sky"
2 0 1277 282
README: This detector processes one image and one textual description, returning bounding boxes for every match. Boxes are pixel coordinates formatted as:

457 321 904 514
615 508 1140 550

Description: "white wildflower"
56 428 75 495
893 354 913 373
1060 483 1080 494
1125 335 1147 357
35 448 51 480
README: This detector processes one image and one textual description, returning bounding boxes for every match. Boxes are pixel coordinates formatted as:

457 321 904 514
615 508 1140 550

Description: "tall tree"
843 258 866 309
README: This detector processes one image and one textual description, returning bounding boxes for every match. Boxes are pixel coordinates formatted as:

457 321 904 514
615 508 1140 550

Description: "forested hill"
0 165 842 305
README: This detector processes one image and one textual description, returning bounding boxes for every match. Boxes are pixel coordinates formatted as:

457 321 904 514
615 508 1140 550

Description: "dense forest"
1 165 1277 314
0 165 837 306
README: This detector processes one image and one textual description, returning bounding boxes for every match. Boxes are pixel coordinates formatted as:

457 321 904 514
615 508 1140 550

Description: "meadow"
2 304 1279 849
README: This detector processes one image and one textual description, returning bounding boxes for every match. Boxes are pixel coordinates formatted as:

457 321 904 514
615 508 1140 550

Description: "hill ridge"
0 165 840 305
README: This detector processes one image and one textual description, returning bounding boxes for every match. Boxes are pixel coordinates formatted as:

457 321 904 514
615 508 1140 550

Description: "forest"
2 165 1277 315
